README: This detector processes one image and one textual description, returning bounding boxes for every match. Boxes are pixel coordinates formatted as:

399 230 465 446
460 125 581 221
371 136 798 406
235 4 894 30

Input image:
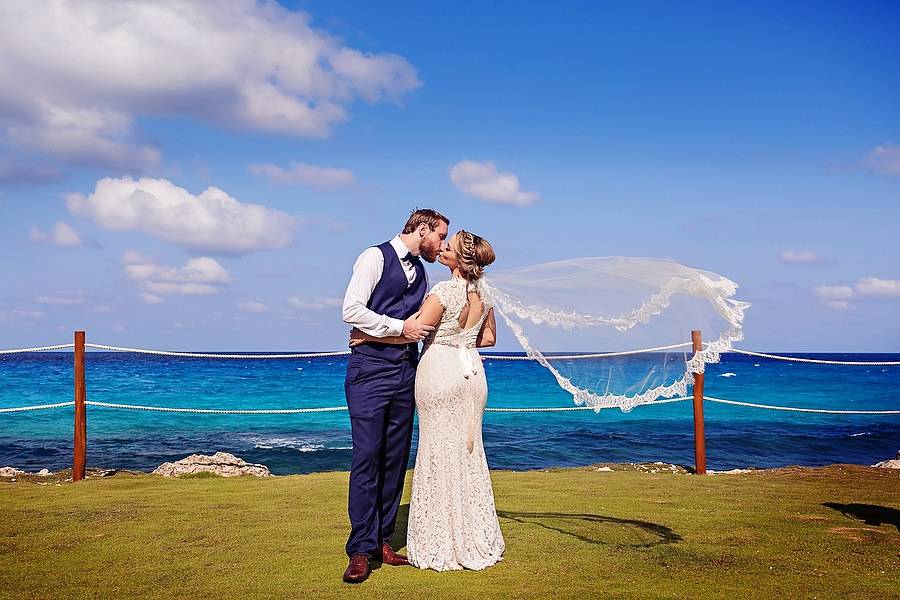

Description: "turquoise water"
1 352 898 474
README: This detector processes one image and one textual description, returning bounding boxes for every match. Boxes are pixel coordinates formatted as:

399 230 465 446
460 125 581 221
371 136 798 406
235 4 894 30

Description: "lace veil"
481 257 750 412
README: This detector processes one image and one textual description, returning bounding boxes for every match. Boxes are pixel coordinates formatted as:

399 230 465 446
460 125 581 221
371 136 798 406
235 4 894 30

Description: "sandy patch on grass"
828 526 886 542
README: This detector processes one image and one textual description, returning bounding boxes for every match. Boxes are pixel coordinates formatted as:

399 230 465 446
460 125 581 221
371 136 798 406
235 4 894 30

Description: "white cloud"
854 277 900 298
140 293 164 305
0 158 63 184
124 253 231 297
0 308 46 320
124 257 231 285
0 1 420 168
30 222 86 246
822 300 853 311
123 250 151 265
449 160 538 206
288 296 343 309
238 301 270 313
35 294 86 305
865 143 900 176
778 250 821 265
813 284 855 310
112 324 126 333
94 305 112 314
814 285 855 301
7 106 161 170
143 282 221 295
813 277 900 309
249 162 356 190
68 177 296 255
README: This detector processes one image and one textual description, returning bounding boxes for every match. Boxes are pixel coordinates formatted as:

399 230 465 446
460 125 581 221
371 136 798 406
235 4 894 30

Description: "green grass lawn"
1 465 898 599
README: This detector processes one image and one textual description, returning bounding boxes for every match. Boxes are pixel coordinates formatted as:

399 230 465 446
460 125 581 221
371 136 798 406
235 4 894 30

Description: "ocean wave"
243 435 350 452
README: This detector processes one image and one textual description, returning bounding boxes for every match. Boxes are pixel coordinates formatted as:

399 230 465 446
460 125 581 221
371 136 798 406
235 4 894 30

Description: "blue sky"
2 0 899 351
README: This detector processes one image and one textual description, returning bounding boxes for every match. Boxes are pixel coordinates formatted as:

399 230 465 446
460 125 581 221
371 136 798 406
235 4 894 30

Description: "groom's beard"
420 242 440 263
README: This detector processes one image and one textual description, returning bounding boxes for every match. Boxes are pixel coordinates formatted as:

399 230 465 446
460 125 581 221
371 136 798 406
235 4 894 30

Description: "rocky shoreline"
2 452 899 483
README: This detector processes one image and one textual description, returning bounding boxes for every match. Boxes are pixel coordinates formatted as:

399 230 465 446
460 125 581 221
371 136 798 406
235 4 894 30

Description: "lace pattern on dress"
407 276 504 571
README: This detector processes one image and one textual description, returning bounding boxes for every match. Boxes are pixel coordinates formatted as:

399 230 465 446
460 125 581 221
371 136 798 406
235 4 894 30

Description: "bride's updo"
453 230 496 281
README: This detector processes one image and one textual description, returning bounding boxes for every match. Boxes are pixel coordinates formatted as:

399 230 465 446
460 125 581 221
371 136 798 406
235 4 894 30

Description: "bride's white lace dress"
407 277 505 571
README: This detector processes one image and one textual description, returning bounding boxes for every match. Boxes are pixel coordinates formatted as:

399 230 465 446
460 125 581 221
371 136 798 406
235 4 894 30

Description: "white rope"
83 343 351 359
485 396 692 411
704 396 900 415
83 342 692 360
0 344 74 355
2 395 895 415
3 342 896 367
84 401 349 414
485 342 693 361
77 397 694 414
727 348 900 366
0 401 75 413
82 401 600 414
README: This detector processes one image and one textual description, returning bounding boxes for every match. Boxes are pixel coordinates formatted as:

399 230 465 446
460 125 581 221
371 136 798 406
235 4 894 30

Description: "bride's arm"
349 296 445 347
476 307 496 348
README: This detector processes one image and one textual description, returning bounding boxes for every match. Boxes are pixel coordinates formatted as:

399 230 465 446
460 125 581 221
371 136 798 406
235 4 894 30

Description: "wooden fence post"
73 330 86 482
691 330 707 474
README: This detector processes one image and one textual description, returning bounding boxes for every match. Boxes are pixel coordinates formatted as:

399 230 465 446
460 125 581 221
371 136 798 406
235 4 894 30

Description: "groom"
340 208 449 583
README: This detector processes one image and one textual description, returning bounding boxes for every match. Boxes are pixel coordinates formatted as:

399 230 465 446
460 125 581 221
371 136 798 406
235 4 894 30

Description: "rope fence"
2 395 896 415
3 332 897 478
0 401 75 413
2 341 693 360
82 344 352 359
703 396 900 415
726 348 900 366
3 341 899 365
83 401 349 415
0 343 75 355
484 342 694 360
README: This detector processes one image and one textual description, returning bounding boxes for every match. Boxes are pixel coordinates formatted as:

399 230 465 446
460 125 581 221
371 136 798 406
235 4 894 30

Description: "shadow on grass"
390 504 681 550
389 503 410 551
822 502 900 532
496 510 682 547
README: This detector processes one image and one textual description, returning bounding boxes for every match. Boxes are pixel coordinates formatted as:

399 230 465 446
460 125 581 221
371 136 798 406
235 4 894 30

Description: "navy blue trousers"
344 351 416 558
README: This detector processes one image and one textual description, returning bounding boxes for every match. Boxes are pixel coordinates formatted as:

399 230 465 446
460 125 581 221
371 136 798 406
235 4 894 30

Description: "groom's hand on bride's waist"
402 316 433 342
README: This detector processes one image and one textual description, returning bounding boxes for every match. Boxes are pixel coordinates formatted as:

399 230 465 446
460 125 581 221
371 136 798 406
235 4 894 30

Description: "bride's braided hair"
453 230 496 281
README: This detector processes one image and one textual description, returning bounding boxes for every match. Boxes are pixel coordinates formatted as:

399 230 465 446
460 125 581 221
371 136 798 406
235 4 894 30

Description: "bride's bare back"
458 288 485 330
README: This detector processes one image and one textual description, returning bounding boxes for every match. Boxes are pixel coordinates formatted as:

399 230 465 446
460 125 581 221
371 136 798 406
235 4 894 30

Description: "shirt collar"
390 235 416 261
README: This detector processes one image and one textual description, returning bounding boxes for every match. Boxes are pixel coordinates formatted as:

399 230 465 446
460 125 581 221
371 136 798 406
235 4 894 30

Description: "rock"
709 468 754 475
89 468 118 478
595 466 614 472
153 452 271 478
36 468 51 476
872 459 900 469
0 467 25 477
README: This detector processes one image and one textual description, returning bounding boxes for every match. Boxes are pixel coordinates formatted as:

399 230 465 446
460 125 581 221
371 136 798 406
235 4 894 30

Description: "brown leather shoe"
381 542 410 566
343 554 370 583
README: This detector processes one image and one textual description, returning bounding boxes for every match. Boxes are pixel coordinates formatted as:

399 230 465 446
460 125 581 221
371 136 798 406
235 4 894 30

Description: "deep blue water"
1 352 897 474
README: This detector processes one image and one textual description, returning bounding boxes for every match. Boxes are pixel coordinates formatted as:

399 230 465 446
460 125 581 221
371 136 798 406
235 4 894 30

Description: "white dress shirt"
342 235 427 337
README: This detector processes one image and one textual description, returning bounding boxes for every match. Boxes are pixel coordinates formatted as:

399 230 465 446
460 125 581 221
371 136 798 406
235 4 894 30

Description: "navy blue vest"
353 241 427 362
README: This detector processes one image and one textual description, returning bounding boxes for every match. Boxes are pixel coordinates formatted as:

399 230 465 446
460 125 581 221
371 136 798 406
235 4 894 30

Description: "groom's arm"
342 247 405 338
349 295 444 346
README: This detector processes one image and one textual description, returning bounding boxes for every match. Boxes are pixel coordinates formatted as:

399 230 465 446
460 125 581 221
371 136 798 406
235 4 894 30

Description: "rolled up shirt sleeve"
342 247 405 337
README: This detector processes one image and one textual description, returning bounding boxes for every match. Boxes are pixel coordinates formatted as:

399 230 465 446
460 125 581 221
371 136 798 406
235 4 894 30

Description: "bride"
351 229 505 571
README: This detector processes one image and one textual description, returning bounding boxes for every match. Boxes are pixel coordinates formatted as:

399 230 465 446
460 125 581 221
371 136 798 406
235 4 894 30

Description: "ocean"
1 352 897 474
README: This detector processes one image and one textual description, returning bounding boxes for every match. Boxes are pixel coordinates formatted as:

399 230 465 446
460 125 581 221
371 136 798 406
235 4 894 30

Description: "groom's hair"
402 208 449 234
